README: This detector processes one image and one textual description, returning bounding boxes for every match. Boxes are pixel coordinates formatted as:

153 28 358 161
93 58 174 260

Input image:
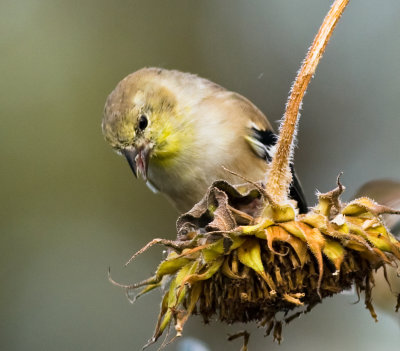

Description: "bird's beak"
122 146 151 180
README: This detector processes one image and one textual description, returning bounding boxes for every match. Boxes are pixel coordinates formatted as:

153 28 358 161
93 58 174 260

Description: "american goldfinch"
102 67 307 213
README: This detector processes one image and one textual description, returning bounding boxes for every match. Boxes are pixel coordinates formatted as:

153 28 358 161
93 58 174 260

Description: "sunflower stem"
266 0 350 203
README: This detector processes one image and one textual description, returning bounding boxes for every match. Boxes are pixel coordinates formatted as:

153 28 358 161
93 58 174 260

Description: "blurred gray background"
1 0 399 350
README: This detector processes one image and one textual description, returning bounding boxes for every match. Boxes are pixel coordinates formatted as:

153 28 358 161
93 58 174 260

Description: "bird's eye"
138 115 148 131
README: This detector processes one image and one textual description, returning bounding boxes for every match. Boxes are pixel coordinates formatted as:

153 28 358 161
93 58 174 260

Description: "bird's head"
102 68 192 180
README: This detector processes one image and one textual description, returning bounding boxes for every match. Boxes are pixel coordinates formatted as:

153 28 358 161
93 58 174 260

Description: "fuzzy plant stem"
266 0 350 203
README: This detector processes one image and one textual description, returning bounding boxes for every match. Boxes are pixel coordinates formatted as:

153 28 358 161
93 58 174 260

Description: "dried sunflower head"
109 178 400 348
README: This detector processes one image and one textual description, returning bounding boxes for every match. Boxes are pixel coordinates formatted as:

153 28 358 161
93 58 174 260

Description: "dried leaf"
263 203 296 222
175 282 202 335
156 255 191 277
323 239 345 272
127 282 161 303
295 222 325 292
316 177 345 217
279 221 307 241
301 212 327 230
239 218 274 235
342 197 400 217
202 235 245 263
182 257 224 286
238 238 276 290
237 238 265 274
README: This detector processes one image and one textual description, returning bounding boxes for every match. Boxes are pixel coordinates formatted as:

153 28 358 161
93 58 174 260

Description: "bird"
102 67 307 213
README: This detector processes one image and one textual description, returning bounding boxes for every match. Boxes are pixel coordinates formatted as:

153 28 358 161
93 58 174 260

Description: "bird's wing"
203 89 308 213
246 124 308 214
227 92 273 131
